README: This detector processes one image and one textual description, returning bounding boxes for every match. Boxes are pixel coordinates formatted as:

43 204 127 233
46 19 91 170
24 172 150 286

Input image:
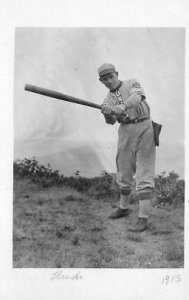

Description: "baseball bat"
25 84 101 110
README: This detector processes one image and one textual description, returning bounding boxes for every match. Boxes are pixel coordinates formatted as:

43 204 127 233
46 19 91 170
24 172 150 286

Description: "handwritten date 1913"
162 274 181 285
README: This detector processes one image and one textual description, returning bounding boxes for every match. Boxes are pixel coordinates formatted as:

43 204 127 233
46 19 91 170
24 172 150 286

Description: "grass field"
13 178 184 268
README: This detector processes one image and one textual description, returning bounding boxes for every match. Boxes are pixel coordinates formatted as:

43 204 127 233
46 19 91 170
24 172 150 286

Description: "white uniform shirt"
102 79 150 123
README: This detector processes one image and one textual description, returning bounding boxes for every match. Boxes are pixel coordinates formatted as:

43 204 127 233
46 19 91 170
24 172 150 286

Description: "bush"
13 157 66 187
155 171 184 205
13 158 184 204
13 159 120 198
87 172 119 200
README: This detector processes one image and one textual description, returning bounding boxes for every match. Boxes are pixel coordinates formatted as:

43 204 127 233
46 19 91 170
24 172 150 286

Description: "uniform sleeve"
102 94 114 108
102 95 117 125
125 79 146 109
128 79 145 97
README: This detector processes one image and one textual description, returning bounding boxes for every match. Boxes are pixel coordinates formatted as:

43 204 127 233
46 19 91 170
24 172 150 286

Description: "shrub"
13 158 184 205
155 171 184 205
14 157 65 187
88 171 119 199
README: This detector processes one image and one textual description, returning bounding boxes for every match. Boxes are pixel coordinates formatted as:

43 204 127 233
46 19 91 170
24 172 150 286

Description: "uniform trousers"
116 119 156 199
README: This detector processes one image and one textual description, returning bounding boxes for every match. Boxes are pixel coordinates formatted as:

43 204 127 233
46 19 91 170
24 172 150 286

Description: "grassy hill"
13 158 184 268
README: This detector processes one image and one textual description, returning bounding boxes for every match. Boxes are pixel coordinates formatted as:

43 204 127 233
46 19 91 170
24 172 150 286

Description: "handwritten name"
50 271 83 281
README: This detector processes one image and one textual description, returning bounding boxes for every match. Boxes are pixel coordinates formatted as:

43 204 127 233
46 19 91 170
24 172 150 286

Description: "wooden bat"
25 84 101 110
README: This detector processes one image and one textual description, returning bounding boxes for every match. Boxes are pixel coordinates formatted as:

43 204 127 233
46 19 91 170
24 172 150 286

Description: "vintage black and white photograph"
13 27 185 269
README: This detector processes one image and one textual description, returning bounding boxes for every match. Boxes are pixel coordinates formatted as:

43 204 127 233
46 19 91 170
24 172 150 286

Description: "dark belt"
121 116 150 124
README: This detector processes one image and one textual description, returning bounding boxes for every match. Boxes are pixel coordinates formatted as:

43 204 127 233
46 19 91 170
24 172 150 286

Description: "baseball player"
99 63 156 232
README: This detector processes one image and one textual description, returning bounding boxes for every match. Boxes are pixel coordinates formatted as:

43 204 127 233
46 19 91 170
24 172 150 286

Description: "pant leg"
116 124 136 195
135 120 156 199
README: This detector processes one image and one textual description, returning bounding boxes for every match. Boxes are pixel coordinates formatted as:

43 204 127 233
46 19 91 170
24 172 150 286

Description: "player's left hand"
101 105 112 116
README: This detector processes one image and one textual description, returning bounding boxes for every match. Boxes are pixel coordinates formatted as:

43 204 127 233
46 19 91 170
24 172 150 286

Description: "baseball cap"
98 63 116 77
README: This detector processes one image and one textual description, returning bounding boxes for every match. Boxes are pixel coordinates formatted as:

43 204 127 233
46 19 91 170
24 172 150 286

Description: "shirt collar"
110 81 122 93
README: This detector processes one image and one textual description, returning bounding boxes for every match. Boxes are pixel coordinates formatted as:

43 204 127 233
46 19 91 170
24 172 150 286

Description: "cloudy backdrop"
14 27 185 178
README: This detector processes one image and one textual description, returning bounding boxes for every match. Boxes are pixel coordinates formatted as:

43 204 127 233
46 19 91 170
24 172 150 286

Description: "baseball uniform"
102 79 156 201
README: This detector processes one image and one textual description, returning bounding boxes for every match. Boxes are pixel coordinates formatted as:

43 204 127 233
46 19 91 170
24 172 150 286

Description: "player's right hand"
101 105 112 116
112 104 126 116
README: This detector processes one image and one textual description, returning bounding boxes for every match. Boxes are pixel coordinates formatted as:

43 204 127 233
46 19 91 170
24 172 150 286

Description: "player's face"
100 72 120 90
